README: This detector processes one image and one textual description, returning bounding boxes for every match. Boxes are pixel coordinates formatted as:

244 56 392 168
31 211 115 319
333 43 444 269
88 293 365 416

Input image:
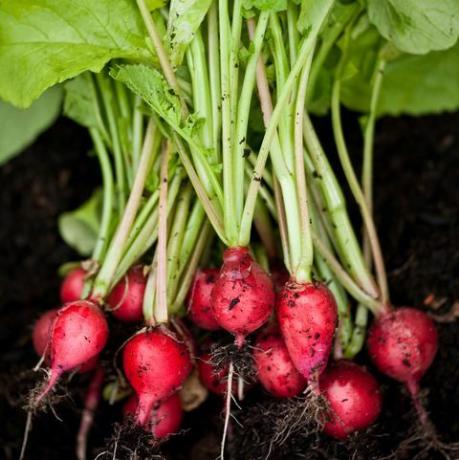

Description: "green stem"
253 198 277 259
143 250 157 326
244 162 276 217
331 62 388 304
287 2 299 65
92 121 157 300
303 113 379 298
344 304 368 358
90 129 114 263
132 96 144 173
273 178 291 273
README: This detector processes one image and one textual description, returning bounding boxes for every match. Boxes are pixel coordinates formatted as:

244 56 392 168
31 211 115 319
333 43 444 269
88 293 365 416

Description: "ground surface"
0 114 457 459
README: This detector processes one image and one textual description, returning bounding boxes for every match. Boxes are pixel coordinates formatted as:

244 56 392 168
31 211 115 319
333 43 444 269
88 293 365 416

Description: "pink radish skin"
320 360 382 440
211 247 275 347
122 328 192 426
60 267 86 303
106 265 146 323
187 268 220 330
197 352 236 396
367 307 438 396
123 393 183 438
33 308 99 374
253 327 306 398
277 282 337 386
36 300 109 403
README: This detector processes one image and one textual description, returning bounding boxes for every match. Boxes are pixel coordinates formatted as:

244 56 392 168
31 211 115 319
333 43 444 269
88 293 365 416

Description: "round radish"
106 265 146 323
123 393 183 439
277 281 337 386
211 247 275 347
187 268 220 330
36 300 109 402
122 328 192 426
253 327 306 398
32 309 58 357
197 352 236 396
60 267 86 303
367 307 438 395
320 360 382 439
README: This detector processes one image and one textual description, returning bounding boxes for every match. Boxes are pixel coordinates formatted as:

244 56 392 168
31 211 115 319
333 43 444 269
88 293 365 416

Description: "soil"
0 113 458 460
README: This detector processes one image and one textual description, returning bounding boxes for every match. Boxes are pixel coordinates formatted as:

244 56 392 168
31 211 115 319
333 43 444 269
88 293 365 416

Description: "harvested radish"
106 265 146 323
122 328 192 426
211 247 275 347
60 267 86 303
36 300 109 403
32 309 58 357
277 282 337 386
187 268 220 330
123 393 183 439
197 352 235 396
320 360 382 439
253 327 306 398
367 307 438 396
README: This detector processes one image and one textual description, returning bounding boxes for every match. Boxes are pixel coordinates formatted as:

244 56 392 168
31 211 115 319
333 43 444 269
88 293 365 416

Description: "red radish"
122 328 192 426
60 267 86 303
187 268 220 330
253 327 306 398
367 307 438 397
197 352 236 396
32 308 99 374
106 265 146 323
36 300 109 403
277 281 337 387
320 360 382 439
211 247 275 347
123 393 183 439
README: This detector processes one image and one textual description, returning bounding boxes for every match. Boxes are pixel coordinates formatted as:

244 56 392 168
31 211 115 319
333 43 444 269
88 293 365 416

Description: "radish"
277 281 337 388
60 267 86 303
36 300 109 403
187 268 220 331
319 360 382 439
122 328 192 426
197 352 236 396
253 327 306 398
123 393 183 439
106 265 146 323
367 307 438 398
211 247 275 347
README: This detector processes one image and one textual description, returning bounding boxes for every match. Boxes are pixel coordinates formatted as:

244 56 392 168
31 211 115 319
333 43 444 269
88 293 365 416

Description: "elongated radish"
187 268 220 330
253 327 306 398
277 282 337 387
106 265 146 322
35 300 109 403
367 307 438 397
122 328 192 426
123 393 183 439
211 247 275 347
60 267 86 303
320 360 382 439
197 352 236 396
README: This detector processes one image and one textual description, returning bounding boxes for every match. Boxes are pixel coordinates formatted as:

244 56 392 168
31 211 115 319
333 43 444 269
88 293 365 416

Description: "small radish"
60 267 86 303
122 328 192 426
211 247 275 347
197 352 236 396
187 268 220 330
253 327 306 398
106 265 146 323
277 281 337 387
123 393 183 439
320 360 382 439
367 307 438 397
36 300 109 403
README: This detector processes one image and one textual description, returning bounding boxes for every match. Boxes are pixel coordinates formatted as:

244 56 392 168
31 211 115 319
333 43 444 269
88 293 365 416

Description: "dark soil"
0 113 458 460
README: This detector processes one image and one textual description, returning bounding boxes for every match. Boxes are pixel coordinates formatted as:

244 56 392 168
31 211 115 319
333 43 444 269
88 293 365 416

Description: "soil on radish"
0 114 458 459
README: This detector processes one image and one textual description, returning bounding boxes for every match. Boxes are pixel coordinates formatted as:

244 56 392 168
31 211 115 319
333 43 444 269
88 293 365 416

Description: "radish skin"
197 352 236 396
60 267 86 303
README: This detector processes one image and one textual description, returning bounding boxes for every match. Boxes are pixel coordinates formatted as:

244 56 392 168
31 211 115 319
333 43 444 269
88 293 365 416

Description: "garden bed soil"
0 113 458 459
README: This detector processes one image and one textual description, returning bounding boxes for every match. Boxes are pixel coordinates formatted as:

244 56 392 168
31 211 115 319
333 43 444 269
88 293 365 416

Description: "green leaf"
0 0 151 108
242 0 287 12
63 75 99 129
167 0 213 66
58 190 102 256
367 0 459 54
298 0 335 34
341 40 459 116
0 86 62 166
